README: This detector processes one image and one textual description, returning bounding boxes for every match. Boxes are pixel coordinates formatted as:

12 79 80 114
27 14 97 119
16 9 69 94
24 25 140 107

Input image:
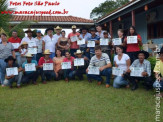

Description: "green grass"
0 77 162 122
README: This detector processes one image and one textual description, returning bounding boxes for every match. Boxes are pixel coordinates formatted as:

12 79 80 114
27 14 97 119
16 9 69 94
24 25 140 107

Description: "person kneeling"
86 45 112 88
4 56 23 88
38 50 56 84
21 53 39 85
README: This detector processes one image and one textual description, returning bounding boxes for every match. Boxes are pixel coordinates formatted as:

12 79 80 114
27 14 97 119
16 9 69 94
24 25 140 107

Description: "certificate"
127 36 137 44
112 67 124 76
12 43 20 49
100 39 109 45
130 67 144 77
74 58 84 66
87 41 95 47
77 39 85 45
43 63 53 71
71 36 78 42
88 66 100 75
28 48 37 54
112 38 122 45
25 63 36 71
6 67 18 76
28 41 37 47
61 62 71 69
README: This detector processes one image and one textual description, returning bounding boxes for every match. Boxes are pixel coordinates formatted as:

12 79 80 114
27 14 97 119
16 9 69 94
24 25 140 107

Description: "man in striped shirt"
86 45 112 88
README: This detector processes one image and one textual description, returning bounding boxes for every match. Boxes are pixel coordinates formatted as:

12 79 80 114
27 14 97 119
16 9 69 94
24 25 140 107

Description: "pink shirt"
68 32 80 49
63 56 75 68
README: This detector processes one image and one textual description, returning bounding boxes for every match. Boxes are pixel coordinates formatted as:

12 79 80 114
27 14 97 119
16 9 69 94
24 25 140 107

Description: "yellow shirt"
154 60 163 76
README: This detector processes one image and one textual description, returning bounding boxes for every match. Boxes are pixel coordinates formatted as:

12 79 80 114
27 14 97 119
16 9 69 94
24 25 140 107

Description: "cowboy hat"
157 47 163 54
5 56 16 63
43 49 51 55
74 50 83 55
45 27 54 33
55 26 62 30
21 41 28 46
137 50 149 59
26 53 33 58
72 25 77 29
24 29 33 33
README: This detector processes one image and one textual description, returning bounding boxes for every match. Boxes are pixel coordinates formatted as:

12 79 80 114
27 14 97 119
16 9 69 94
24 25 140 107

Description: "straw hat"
21 41 28 46
43 49 51 55
72 25 77 29
74 50 83 55
55 26 62 30
24 28 33 33
26 53 33 58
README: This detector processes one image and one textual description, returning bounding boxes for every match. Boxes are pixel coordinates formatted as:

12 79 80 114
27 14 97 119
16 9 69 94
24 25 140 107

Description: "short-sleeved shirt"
0 42 14 60
126 34 142 52
154 60 163 76
96 31 111 39
130 59 151 76
5 63 19 74
114 53 130 71
68 32 80 49
21 37 37 47
35 37 43 53
89 53 111 67
53 34 61 41
43 35 57 53
79 32 91 48
8 37 21 52
63 56 75 68
22 60 37 74
88 35 100 54
38 57 53 66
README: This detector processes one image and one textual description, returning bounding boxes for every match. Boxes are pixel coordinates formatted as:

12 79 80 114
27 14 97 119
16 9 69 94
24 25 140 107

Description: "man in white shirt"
96 25 111 39
43 27 57 59
53 26 62 41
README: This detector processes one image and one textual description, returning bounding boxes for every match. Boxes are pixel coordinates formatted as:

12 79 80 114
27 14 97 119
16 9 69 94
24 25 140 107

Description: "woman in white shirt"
113 45 131 88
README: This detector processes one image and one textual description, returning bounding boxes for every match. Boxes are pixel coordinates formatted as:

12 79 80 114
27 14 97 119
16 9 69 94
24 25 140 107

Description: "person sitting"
63 51 75 82
3 56 23 88
126 50 153 90
21 53 39 85
38 50 56 84
20 41 28 65
53 49 65 80
86 45 112 88
73 50 89 80
153 47 163 97
113 46 130 88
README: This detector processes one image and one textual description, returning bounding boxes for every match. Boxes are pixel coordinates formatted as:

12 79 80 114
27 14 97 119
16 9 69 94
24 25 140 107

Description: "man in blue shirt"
87 28 100 58
22 53 39 85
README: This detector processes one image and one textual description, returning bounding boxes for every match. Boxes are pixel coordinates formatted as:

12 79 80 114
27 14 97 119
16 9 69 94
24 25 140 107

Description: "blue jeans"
4 72 23 86
153 80 163 91
87 68 112 85
0 59 6 85
22 71 39 84
113 76 128 88
64 69 75 79
15 52 21 66
50 53 55 59
39 68 56 81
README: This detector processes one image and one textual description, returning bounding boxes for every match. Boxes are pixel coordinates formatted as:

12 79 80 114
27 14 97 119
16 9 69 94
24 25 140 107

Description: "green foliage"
90 0 129 19
147 57 156 78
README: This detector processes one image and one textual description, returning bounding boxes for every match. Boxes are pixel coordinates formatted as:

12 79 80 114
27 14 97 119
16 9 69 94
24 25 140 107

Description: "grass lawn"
0 77 162 122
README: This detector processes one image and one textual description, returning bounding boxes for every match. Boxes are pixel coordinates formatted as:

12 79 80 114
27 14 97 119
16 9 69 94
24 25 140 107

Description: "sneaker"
106 84 110 88
98 81 102 85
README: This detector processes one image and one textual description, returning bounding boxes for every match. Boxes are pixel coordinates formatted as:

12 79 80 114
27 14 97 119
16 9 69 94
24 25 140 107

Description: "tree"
90 0 129 20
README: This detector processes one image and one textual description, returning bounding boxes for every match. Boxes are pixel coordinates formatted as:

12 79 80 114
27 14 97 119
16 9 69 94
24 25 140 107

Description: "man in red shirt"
68 25 80 57
38 50 56 84
8 31 22 66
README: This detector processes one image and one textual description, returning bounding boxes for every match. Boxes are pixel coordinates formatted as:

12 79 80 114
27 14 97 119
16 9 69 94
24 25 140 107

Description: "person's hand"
99 66 105 71
138 38 141 42
86 48 89 52
78 37 82 40
39 65 43 68
10 75 15 79
156 73 161 82
86 68 89 73
142 72 148 77
126 69 131 73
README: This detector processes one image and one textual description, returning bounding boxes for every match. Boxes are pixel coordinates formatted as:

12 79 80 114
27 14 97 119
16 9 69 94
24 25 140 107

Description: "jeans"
4 72 23 86
113 76 128 88
126 52 138 63
15 52 21 66
36 53 42 62
0 59 6 85
39 68 56 81
22 71 39 84
87 68 112 85
64 69 75 79
70 49 77 57
73 69 86 79
50 53 55 59
153 80 163 91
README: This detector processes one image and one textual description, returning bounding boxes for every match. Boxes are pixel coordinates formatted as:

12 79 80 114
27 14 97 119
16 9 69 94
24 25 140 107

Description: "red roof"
11 15 94 23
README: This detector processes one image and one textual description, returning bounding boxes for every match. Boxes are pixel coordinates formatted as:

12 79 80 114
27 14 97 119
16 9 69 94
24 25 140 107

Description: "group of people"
0 25 162 96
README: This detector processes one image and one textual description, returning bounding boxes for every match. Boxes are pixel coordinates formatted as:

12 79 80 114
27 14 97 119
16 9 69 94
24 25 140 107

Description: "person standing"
54 26 62 41
96 25 111 38
8 30 22 66
68 25 80 57
43 27 57 59
0 33 15 86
